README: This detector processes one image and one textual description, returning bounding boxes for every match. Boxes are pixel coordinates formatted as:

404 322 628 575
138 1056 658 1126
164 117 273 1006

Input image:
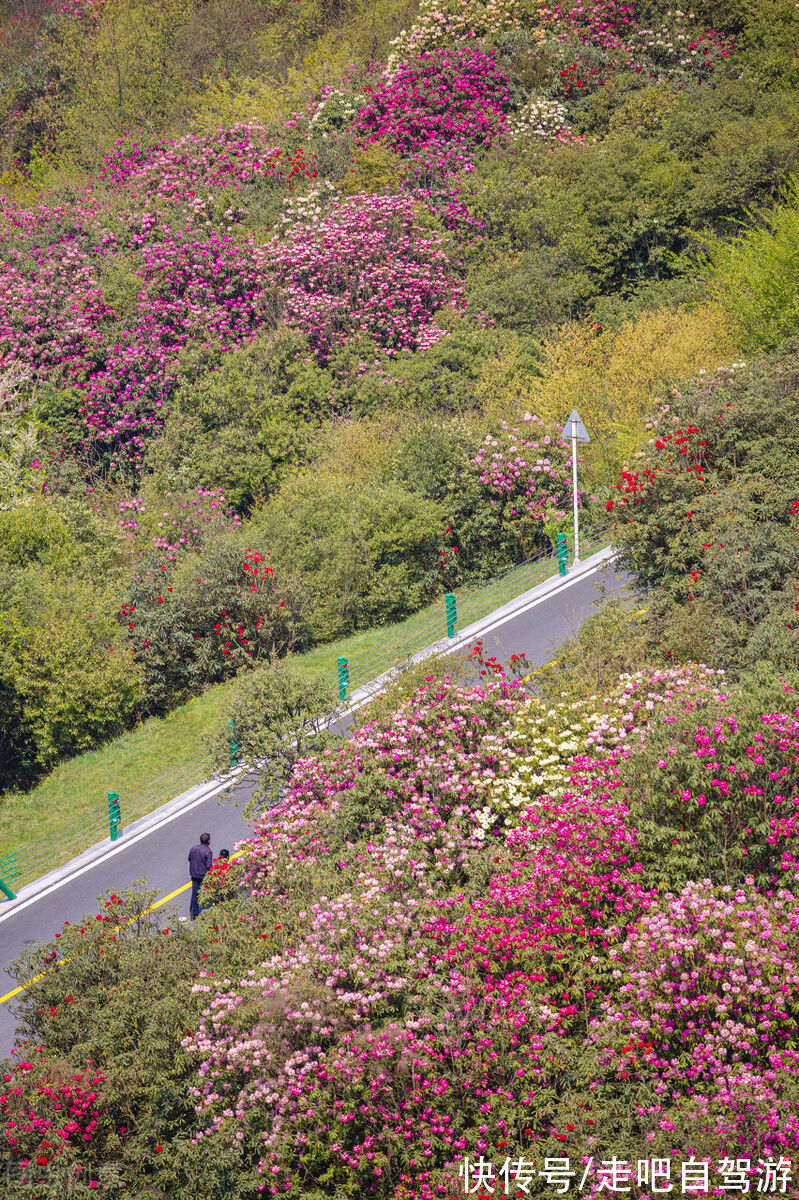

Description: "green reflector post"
0 852 16 901
228 718 240 767
557 532 568 577
445 592 457 638
337 656 349 703
108 792 121 841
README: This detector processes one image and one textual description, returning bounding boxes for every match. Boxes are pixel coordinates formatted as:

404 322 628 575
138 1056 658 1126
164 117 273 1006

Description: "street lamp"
560 408 590 567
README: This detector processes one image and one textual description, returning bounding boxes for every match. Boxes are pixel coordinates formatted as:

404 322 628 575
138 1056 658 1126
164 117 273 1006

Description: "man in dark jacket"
188 832 212 919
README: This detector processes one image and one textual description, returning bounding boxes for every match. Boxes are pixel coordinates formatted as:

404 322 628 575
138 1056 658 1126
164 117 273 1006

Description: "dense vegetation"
1 0 799 1194
1 0 798 789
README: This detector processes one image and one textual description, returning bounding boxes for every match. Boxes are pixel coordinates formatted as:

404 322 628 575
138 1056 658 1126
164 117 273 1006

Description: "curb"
1 545 616 913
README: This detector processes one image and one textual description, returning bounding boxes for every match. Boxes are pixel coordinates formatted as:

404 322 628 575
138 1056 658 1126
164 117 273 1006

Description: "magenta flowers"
356 47 511 178
268 191 465 363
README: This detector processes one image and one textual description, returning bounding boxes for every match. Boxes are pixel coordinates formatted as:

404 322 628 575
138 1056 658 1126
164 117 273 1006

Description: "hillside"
0 0 797 791
1 0 799 1195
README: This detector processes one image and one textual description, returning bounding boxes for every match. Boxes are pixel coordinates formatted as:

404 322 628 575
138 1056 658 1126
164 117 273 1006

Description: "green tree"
207 657 340 812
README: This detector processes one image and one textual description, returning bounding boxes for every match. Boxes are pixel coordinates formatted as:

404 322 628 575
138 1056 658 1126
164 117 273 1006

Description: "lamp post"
560 409 590 567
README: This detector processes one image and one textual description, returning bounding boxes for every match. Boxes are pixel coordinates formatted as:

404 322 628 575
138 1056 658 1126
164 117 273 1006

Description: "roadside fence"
0 519 614 897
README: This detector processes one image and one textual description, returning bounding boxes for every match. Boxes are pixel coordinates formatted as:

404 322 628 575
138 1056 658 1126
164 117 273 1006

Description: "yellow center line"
2 603 651 1013
0 850 248 1008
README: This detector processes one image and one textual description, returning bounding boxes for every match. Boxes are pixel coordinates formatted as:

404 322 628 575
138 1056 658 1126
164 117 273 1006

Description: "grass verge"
0 532 610 886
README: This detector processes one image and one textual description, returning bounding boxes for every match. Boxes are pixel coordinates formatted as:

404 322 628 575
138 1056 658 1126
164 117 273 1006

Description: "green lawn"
0 531 609 889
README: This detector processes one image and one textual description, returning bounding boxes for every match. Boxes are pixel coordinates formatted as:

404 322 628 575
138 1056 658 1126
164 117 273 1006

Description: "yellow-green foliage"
55 0 199 165
528 303 736 483
2 576 142 770
740 0 799 87
336 142 409 196
704 175 799 352
470 335 543 427
251 415 442 638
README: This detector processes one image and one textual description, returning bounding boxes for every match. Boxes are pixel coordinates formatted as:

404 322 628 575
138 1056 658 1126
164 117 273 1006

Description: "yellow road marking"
0 850 248 1007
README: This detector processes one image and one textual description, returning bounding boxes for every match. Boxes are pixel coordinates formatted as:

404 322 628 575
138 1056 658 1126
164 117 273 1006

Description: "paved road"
0 552 631 1058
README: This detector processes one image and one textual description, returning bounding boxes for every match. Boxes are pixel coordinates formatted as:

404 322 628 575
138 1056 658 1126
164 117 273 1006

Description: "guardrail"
2 750 215 895
1 520 614 898
327 519 614 700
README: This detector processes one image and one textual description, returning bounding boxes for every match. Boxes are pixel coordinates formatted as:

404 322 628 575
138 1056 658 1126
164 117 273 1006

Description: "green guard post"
557 532 568 577
337 656 349 703
445 592 457 638
0 851 17 900
108 792 121 841
228 719 240 767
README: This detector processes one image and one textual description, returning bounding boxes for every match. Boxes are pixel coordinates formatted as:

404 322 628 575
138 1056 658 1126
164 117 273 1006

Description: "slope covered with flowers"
3 0 799 1187
5 657 799 1196
177 666 799 1197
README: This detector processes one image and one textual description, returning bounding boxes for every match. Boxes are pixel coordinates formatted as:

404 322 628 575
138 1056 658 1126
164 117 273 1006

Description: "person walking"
188 832 212 920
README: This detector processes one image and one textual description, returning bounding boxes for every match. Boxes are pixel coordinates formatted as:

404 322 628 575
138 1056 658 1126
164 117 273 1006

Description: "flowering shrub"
237 675 525 888
608 351 799 670
489 693 602 823
587 880 799 1162
507 94 577 143
0 364 39 508
0 126 289 468
1 1054 108 1182
488 665 726 826
356 47 511 178
268 191 464 363
118 486 242 569
509 666 799 894
182 674 658 1196
471 414 579 557
121 541 305 714
307 87 367 139
55 0 105 19
385 0 525 75
618 690 799 892
95 126 281 198
535 0 735 101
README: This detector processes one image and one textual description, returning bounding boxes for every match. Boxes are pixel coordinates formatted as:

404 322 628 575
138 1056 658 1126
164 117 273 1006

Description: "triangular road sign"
562 408 590 443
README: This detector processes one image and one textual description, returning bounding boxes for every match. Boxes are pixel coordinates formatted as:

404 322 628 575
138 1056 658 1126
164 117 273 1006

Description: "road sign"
562 409 591 565
561 409 590 442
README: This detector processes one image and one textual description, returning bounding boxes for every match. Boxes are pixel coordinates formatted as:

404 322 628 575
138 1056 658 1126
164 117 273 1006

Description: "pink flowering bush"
538 0 735 99
268 191 464 364
355 47 511 178
616 686 799 892
0 126 290 469
182 675 660 1196
471 414 579 556
1 1054 108 1183
584 879 799 1168
117 486 242 570
95 126 281 198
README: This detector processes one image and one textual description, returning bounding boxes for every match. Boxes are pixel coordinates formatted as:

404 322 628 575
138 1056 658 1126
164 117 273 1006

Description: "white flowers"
508 95 571 143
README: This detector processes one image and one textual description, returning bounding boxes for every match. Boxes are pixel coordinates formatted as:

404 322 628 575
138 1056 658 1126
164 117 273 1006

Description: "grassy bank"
0 532 610 886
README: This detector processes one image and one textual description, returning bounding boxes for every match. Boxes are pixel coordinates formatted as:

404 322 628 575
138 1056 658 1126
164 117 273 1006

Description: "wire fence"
0 521 615 897
1 750 216 895
325 519 614 698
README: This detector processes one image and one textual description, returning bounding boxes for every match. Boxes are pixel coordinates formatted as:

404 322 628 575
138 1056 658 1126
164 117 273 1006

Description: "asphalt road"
0 553 631 1059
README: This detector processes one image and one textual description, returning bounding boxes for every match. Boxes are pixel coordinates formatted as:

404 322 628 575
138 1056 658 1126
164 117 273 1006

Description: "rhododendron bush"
0 126 284 469
268 191 464 364
356 47 511 177
608 348 799 672
173 664 799 1197
537 0 735 99
1 1054 109 1187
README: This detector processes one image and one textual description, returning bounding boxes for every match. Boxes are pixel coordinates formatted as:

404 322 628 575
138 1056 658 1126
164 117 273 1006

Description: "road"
0 551 630 1059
